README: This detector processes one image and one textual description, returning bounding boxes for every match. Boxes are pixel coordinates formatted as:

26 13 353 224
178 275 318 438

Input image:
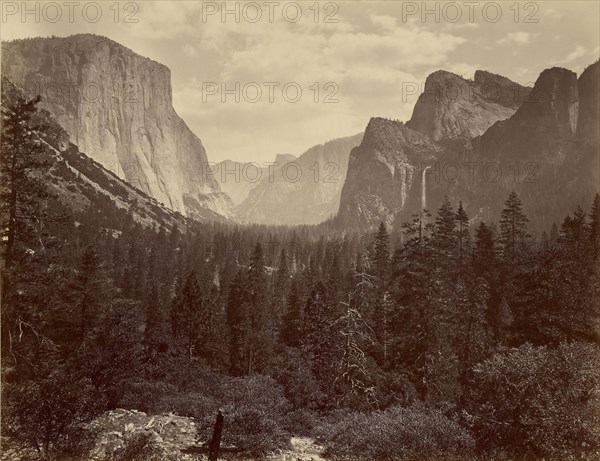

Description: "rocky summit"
337 63 598 232
407 69 530 143
1 34 233 221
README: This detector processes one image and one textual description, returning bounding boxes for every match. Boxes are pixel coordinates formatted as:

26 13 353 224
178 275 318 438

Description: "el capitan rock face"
407 70 530 143
1 34 232 220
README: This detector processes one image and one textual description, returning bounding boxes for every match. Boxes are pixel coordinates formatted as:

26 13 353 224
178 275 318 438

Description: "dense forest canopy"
1 83 599 461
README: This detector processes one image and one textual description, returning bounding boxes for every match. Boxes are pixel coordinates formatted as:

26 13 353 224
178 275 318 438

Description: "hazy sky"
1 1 599 163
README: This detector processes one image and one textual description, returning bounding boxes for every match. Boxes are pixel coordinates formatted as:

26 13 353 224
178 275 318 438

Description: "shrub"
317 404 474 460
271 348 326 411
108 431 178 461
195 375 291 456
1 369 105 459
282 408 319 437
151 391 218 418
118 380 177 414
465 341 600 459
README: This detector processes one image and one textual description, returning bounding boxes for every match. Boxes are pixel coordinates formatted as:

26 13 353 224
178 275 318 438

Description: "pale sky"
1 1 599 163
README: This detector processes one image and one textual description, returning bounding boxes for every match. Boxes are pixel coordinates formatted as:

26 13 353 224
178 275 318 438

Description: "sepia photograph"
0 1 599 460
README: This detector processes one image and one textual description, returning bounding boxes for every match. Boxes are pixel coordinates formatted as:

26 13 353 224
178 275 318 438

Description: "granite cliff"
337 64 598 231
1 34 232 220
337 119 446 230
407 70 530 143
462 66 584 228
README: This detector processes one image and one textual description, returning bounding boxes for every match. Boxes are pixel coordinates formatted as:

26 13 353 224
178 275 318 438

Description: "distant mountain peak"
508 66 579 137
236 134 363 226
273 153 296 164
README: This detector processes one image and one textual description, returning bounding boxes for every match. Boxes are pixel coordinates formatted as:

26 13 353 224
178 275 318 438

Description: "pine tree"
590 194 600 257
457 279 491 393
0 83 65 367
144 283 168 351
499 192 530 269
226 269 250 375
75 244 109 344
422 274 462 407
433 195 457 260
372 222 390 282
271 248 290 343
302 282 337 394
353 250 374 321
244 242 273 373
121 239 145 300
559 206 588 260
197 283 227 368
455 201 470 266
473 222 496 275
333 293 378 410
496 296 514 337
0 86 51 273
402 209 434 253
549 223 560 247
370 222 391 367
171 271 203 361
282 280 303 348
325 252 343 304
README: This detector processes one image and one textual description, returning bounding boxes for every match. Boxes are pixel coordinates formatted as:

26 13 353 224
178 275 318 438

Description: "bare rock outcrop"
407 70 530 142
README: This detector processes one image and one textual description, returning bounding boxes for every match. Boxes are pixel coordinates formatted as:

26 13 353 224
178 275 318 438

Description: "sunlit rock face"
2 34 233 219
407 69 530 143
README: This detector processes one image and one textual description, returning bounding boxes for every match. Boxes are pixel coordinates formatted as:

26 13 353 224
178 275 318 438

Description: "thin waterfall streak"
421 167 430 210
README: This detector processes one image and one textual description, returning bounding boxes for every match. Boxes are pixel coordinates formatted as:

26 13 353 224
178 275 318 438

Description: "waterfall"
421 166 429 210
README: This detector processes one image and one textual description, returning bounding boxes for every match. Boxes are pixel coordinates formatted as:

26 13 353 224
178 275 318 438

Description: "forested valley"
1 84 599 461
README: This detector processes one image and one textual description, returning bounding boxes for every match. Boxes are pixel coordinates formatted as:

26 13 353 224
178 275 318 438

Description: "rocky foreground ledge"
87 409 200 460
2 409 326 461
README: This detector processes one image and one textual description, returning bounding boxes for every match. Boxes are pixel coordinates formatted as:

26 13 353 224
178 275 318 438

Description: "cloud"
443 22 480 31
561 45 588 64
168 10 469 161
183 44 198 57
370 14 398 32
497 32 531 45
124 2 203 39
544 8 562 19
